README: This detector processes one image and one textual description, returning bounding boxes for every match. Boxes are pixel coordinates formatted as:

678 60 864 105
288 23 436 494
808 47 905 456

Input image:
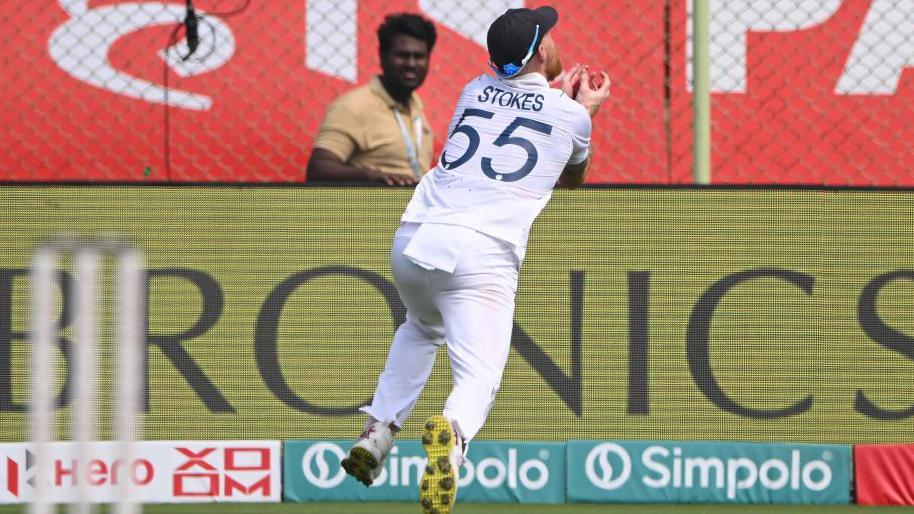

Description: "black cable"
196 19 219 62
164 23 182 180
162 0 253 180
183 0 200 61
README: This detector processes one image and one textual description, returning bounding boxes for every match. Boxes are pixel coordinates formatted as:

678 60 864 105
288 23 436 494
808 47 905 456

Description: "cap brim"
534 6 558 34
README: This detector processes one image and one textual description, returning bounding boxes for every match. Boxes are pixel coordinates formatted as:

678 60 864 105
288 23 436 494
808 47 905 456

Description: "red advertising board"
668 0 914 186
855 444 914 505
0 1 911 184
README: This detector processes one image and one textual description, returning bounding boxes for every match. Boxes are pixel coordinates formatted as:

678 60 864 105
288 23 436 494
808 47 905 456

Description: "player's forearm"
558 154 591 189
307 149 374 182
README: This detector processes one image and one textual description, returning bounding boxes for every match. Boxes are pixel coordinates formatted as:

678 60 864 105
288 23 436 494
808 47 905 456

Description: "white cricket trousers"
361 223 519 441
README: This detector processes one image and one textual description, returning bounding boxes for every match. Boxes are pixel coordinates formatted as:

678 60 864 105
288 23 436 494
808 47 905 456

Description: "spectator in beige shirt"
307 13 436 186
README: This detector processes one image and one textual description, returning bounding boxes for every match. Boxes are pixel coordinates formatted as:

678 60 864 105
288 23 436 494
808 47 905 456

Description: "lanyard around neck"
392 108 423 179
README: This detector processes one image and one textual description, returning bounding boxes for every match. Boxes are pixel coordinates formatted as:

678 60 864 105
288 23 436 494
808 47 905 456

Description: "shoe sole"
341 446 377 487
419 415 456 514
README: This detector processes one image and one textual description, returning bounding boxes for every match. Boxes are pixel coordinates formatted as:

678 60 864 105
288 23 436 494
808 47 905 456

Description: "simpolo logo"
459 448 551 491
301 442 347 489
299 442 552 491
585 443 632 490
585 443 834 499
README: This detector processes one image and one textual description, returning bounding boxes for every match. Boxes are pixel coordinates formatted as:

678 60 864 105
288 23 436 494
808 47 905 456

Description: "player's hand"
558 63 584 98
575 69 611 118
366 169 418 186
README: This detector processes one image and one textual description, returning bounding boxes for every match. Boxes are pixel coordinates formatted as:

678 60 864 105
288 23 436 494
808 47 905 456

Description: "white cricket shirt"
400 72 592 267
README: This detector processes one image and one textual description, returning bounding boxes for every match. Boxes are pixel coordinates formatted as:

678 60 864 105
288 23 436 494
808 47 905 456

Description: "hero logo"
585 444 834 499
585 443 633 490
173 446 273 498
4 451 36 497
5 448 153 499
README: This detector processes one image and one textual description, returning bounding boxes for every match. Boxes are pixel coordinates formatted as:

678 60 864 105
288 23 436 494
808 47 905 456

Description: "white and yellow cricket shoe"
341 421 394 486
419 415 463 514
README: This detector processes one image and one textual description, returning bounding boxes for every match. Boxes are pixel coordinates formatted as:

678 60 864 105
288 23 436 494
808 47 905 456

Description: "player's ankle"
447 418 467 467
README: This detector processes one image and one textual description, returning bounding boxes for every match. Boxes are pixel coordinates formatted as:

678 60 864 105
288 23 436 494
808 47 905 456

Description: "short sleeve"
568 108 592 165
313 98 359 162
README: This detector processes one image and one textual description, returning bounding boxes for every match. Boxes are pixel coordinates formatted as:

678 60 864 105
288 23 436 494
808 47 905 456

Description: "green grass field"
3 504 914 514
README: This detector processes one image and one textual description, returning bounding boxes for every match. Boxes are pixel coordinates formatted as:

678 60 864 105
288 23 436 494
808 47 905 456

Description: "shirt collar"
497 72 550 90
370 76 424 114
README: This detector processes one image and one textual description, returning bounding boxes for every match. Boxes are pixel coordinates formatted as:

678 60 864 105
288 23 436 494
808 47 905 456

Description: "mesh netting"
1 1 911 184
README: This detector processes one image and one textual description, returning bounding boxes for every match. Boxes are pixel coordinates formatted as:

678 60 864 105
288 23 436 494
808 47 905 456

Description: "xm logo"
301 442 347 489
585 443 631 491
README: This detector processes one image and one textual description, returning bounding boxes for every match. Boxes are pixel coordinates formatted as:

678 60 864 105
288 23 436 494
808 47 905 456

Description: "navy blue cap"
487 6 558 78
